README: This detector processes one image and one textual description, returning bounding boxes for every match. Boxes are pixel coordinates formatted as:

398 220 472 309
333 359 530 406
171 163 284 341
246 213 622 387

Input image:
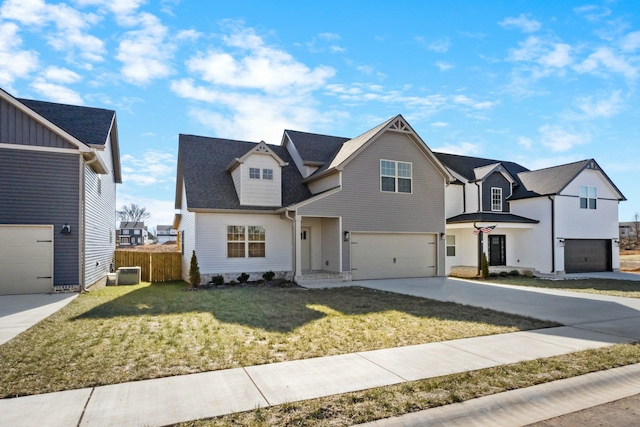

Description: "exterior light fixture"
343 231 350 242
61 224 71 234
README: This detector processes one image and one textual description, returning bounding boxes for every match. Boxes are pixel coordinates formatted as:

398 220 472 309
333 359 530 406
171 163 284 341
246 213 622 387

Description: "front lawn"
483 276 640 299
0 281 555 398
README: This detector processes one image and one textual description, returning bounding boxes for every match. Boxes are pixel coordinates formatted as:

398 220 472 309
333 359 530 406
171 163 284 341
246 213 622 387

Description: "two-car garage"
0 225 54 295
350 232 438 280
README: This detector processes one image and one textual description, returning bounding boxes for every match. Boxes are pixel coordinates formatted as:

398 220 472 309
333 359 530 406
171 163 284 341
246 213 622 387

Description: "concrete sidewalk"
1 278 640 426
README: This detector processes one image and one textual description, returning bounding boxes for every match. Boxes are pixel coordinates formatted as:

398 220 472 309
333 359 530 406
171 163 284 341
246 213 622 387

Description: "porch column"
294 214 302 280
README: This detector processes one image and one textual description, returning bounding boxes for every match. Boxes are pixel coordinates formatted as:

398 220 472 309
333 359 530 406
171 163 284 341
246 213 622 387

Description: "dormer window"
491 187 502 211
263 169 273 180
249 168 260 179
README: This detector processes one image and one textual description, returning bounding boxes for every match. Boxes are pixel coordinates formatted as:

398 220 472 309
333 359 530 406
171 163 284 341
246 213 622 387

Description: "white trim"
283 186 342 210
491 187 503 211
380 159 413 194
0 143 81 155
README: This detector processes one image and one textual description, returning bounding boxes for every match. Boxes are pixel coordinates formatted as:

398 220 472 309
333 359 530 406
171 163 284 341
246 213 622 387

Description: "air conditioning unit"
116 267 141 285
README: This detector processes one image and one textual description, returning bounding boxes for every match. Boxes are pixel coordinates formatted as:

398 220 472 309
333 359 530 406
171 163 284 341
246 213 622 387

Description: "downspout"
548 196 555 273
81 152 100 292
284 209 297 279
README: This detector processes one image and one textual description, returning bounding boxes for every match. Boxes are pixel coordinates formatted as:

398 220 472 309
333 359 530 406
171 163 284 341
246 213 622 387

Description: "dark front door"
488 235 506 266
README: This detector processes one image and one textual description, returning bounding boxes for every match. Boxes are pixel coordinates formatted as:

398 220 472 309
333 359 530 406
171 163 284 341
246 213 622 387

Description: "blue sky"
1 0 638 230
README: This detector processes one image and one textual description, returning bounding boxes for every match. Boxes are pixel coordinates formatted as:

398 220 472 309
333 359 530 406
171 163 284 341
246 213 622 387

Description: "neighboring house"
156 225 178 243
0 88 122 295
174 115 451 284
118 222 148 246
435 153 626 275
619 222 638 239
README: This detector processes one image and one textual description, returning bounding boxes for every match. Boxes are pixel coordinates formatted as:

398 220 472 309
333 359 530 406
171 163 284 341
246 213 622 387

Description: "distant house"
156 225 177 243
436 153 626 275
174 115 451 284
620 222 638 239
118 222 148 246
0 88 122 295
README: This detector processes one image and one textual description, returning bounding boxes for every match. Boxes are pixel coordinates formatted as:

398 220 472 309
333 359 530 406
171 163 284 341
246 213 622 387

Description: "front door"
301 227 311 270
488 235 506 266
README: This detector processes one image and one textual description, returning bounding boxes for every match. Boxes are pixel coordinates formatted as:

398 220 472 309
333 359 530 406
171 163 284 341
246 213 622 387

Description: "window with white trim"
446 235 456 257
262 169 273 180
249 168 260 179
122 229 130 235
580 186 597 209
491 187 502 211
227 225 266 258
380 160 412 193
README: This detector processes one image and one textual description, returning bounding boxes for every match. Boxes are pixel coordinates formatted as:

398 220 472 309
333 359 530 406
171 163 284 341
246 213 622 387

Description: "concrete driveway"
352 276 640 340
0 293 77 345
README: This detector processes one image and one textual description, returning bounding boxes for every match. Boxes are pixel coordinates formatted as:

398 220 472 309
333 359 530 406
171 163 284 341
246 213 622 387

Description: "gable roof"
284 130 349 165
434 152 529 183
515 159 626 201
175 134 311 211
17 98 116 147
119 222 145 229
225 140 287 172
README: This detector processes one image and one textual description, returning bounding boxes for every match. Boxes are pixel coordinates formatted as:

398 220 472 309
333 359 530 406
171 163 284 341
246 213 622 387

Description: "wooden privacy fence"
114 251 182 282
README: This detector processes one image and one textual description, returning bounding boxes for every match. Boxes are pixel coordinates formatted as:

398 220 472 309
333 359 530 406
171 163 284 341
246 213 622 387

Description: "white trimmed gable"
226 141 286 207
560 164 621 200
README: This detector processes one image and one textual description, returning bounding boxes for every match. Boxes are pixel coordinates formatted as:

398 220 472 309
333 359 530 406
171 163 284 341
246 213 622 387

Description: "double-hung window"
249 168 261 179
227 225 266 258
381 160 412 193
262 169 273 180
580 186 597 209
491 187 502 211
446 235 456 257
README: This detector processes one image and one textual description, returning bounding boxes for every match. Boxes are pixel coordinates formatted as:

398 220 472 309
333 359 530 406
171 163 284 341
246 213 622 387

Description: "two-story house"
435 153 626 275
0 88 122 295
118 222 148 246
156 225 178 244
174 115 452 284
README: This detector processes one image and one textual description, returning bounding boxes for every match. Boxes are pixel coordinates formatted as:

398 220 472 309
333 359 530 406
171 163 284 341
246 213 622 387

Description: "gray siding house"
174 115 451 284
0 88 122 295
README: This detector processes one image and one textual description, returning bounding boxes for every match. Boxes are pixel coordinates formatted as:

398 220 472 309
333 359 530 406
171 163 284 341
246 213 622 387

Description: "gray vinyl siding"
482 173 510 212
84 132 117 287
0 99 76 149
321 218 341 272
0 148 80 285
299 131 446 273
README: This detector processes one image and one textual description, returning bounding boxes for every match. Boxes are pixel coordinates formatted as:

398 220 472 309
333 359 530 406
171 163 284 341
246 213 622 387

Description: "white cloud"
574 47 638 79
430 121 449 128
115 193 176 231
518 136 533 149
498 14 541 33
0 22 38 86
176 29 202 41
432 142 481 156
0 0 105 63
417 36 450 53
30 78 84 104
116 12 174 85
539 43 572 68
573 4 611 22
571 91 624 119
539 125 590 152
121 150 176 186
185 26 335 94
435 61 454 71
42 66 82 84
621 31 640 52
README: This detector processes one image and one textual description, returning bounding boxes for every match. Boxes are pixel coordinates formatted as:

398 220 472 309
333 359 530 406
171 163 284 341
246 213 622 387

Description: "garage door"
0 225 54 295
564 239 611 274
351 233 437 280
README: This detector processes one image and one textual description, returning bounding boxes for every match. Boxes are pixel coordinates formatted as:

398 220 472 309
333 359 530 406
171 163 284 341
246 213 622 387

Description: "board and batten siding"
0 148 81 285
482 173 511 212
83 135 117 288
298 130 446 273
195 212 292 275
179 181 197 282
239 155 282 206
0 98 76 149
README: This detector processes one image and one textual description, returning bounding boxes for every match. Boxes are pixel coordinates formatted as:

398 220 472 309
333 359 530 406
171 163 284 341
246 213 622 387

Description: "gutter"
79 152 101 292
549 196 555 273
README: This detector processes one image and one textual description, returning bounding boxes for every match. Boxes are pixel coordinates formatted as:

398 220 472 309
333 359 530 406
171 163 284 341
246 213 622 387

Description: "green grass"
0 281 555 398
483 276 640 299
180 343 640 426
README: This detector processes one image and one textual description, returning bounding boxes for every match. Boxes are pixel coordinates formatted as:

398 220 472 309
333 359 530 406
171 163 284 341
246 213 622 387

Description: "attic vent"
587 161 598 170
256 143 269 153
389 119 411 133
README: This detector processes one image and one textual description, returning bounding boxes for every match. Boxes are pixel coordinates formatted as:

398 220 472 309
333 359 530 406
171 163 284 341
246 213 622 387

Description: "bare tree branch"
117 203 151 223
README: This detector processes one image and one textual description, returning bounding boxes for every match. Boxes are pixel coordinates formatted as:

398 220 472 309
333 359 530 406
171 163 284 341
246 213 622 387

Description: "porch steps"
295 271 352 288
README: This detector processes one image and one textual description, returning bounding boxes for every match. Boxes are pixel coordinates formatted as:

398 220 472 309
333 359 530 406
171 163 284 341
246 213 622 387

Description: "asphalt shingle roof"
18 98 115 147
178 134 311 210
516 160 590 197
446 212 539 224
434 152 529 184
284 130 349 164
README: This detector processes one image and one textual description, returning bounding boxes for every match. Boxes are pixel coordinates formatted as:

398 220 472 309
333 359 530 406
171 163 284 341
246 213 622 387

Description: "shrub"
499 271 509 277
523 270 534 277
189 250 201 288
509 270 521 277
262 271 276 281
237 272 250 284
229 280 238 286
481 253 489 278
211 275 224 286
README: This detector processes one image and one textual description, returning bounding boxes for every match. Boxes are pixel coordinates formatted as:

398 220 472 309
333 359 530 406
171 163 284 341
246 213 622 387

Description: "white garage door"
351 233 437 280
0 225 54 295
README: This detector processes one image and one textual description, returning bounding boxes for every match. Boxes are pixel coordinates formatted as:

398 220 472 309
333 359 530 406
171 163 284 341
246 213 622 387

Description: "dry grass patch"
0 281 555 398
182 343 640 426
483 276 640 299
